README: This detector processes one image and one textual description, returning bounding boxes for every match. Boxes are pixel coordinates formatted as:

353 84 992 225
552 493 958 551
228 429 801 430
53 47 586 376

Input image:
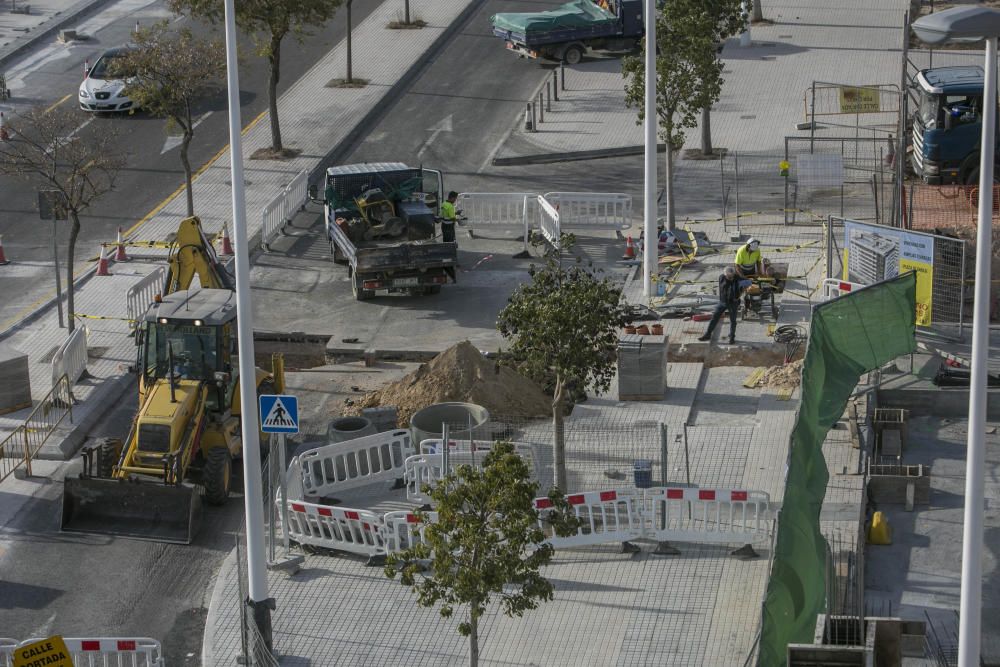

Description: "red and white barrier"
283 500 387 557
296 429 414 498
382 510 439 553
535 488 642 548
640 487 772 546
406 440 542 505
821 278 864 301
15 637 164 667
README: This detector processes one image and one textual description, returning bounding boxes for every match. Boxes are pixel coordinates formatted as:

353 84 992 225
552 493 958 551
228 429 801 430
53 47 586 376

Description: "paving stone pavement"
0 0 115 66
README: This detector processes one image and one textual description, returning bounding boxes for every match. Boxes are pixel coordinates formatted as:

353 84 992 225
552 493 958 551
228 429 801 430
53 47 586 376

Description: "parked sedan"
79 47 137 112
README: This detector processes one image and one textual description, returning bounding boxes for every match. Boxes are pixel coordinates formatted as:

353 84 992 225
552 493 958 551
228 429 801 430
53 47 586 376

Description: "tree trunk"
404 0 410 24
267 33 283 152
752 0 763 22
468 613 479 667
66 211 81 333
700 105 713 156
346 1 353 83
180 117 195 216
552 379 567 491
664 142 676 231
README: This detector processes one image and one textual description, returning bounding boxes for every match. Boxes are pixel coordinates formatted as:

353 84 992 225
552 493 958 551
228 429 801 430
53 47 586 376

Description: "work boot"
698 334 711 342
728 335 736 344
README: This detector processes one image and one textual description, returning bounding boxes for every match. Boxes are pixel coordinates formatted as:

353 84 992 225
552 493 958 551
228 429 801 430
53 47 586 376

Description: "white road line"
415 113 453 159
160 111 213 154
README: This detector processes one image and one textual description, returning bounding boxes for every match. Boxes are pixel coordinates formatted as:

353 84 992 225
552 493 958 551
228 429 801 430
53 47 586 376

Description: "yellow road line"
0 109 268 331
44 93 73 115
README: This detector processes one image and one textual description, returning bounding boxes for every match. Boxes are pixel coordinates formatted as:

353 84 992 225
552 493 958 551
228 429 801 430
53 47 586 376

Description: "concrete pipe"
410 402 490 453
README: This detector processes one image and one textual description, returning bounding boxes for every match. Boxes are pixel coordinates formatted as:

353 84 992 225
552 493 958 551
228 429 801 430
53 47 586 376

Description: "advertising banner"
842 220 934 325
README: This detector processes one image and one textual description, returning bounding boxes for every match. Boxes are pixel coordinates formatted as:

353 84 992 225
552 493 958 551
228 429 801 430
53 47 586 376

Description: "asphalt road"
0 0 384 329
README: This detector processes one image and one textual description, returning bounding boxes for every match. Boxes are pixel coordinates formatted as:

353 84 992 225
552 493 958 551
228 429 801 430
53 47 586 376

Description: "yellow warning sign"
839 86 881 114
12 636 72 667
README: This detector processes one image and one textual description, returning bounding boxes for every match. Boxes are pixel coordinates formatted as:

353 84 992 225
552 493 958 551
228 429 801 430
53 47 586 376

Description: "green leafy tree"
623 5 723 229
385 442 580 667
696 0 747 155
111 23 225 216
169 0 343 155
0 108 125 333
496 235 631 490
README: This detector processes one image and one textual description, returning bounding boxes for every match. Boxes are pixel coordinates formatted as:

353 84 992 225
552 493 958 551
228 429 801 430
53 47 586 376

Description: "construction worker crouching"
734 237 764 278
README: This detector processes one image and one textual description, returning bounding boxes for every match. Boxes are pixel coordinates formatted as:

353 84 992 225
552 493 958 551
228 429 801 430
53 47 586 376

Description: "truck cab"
911 66 997 184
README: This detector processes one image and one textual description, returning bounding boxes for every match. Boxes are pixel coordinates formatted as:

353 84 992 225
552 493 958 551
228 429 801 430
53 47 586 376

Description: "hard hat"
747 237 760 247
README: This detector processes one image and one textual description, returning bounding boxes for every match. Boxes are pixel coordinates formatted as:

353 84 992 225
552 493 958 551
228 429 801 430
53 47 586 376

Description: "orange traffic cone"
0 112 9 142
96 243 111 276
0 235 9 265
219 222 234 256
622 235 636 260
114 227 129 262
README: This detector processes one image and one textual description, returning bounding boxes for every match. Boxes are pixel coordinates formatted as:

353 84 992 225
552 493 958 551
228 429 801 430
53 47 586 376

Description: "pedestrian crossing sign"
259 394 299 434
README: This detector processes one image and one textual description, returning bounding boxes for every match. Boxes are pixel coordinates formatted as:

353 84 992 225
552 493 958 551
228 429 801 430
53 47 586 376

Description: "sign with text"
838 86 881 114
13 636 72 667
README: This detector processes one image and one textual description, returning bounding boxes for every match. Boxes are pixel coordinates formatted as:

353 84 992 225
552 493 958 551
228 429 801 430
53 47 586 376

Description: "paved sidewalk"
0 0 115 67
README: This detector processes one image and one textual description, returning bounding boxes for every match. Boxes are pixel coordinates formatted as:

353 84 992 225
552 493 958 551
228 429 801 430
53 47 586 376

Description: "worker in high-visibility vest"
439 191 459 243
734 237 764 278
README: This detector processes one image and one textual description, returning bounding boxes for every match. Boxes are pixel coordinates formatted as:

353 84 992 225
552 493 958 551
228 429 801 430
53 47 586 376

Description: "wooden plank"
743 367 765 388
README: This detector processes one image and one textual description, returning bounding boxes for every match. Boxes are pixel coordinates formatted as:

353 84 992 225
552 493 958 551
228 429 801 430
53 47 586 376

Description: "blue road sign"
259 394 299 434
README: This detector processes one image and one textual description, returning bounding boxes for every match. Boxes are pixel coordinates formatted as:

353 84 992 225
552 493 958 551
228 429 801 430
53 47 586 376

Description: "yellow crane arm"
162 217 235 295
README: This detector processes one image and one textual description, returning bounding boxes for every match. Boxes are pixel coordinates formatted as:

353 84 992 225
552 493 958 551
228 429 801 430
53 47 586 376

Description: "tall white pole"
958 34 995 667
223 0 272 648
642 0 656 297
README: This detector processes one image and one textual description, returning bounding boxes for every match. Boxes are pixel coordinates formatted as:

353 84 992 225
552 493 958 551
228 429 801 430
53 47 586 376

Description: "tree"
695 0 747 156
385 442 580 667
112 23 225 216
0 108 125 332
496 235 632 491
623 6 723 229
752 0 764 23
170 0 343 155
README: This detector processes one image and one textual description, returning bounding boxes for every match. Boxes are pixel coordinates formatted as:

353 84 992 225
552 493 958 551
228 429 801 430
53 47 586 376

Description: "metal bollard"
552 70 558 101
525 103 533 131
531 101 537 131
538 91 544 123
560 61 566 90
545 82 551 112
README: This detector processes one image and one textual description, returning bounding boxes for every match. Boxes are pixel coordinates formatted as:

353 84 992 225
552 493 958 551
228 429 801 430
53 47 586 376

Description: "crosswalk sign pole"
278 433 291 554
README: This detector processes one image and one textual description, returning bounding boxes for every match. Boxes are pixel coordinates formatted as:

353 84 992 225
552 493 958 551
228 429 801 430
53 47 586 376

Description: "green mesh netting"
758 272 916 665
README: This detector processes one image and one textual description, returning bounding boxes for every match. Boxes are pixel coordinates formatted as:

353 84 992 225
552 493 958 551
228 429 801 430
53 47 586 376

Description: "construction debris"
754 359 804 390
351 341 552 425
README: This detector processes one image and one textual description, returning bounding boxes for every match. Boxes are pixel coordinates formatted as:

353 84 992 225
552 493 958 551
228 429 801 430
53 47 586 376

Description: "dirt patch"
249 147 302 161
755 359 804 389
387 19 427 29
325 78 369 89
350 341 552 425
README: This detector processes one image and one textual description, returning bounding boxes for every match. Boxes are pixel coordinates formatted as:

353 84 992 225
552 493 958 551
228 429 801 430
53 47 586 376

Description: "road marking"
44 93 74 115
0 109 267 332
160 111 213 154
61 116 94 142
415 113 453 158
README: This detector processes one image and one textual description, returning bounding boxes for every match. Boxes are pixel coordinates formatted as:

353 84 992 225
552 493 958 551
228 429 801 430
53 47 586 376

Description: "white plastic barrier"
382 509 439 553
296 429 414 498
821 278 865 301
535 488 643 548
125 266 166 330
16 637 164 667
51 326 87 388
261 169 309 251
284 499 387 556
640 487 772 545
1 638 16 667
456 192 536 231
407 439 543 505
538 195 561 248
544 192 632 230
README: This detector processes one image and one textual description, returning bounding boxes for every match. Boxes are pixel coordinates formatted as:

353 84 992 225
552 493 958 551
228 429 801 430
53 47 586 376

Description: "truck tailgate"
356 242 457 273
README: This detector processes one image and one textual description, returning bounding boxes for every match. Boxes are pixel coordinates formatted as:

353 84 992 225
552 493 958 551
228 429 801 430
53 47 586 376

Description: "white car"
79 47 137 112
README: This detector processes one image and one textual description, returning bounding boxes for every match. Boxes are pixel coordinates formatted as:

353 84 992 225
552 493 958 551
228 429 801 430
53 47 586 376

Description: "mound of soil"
354 341 552 425
757 359 804 390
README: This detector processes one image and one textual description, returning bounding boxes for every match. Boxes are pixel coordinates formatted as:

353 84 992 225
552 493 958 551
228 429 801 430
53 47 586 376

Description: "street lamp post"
912 8 1000 666
222 0 272 649
642 0 656 297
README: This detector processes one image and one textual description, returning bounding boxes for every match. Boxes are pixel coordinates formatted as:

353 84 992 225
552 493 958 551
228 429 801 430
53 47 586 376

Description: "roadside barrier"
821 278 864 301
0 375 73 482
1 638 15 667
406 439 543 505
283 499 387 557
14 637 164 667
535 488 642 548
295 429 414 498
640 487 772 546
455 193 536 233
50 327 87 389
544 192 632 231
125 266 167 330
382 510 439 553
538 195 561 248
262 169 309 251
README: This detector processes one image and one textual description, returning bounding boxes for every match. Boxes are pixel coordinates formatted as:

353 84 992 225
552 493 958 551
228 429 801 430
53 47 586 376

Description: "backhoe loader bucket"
61 477 202 544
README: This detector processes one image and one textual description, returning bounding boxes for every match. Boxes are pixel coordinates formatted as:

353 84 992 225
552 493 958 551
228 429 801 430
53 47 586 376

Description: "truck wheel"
203 447 232 506
964 165 1000 185
563 45 584 65
351 272 371 301
95 438 120 478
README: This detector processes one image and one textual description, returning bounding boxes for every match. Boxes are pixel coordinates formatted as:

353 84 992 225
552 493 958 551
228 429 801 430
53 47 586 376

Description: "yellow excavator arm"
163 217 235 294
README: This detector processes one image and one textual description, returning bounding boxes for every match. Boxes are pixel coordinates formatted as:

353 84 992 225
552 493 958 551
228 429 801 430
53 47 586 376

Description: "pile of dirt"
352 341 552 425
756 359 804 390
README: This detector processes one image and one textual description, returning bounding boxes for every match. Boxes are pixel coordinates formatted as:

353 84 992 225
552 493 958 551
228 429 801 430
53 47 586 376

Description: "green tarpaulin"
491 0 615 35
758 272 916 666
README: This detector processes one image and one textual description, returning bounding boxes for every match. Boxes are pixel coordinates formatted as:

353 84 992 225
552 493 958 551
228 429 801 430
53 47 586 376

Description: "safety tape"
72 313 134 322
681 208 827 225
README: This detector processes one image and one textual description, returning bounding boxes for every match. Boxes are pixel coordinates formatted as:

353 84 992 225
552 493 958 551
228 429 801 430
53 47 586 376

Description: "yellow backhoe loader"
61 217 283 544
